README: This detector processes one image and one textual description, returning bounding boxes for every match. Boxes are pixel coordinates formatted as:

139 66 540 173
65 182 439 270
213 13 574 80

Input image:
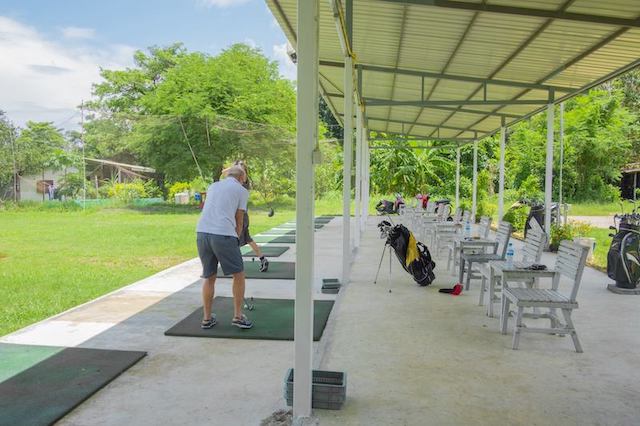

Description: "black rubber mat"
164 297 334 341
0 346 146 426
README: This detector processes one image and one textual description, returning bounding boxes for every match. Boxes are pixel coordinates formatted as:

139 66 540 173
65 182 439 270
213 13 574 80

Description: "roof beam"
381 0 640 28
370 143 458 150
320 61 575 92
344 114 487 133
364 98 549 106
453 25 634 137
325 91 520 118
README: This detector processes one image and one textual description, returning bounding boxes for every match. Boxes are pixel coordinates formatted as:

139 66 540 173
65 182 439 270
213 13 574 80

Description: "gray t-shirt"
196 177 249 237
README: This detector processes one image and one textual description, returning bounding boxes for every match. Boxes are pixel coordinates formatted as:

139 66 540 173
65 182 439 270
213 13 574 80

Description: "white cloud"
243 38 258 49
61 26 95 39
198 0 251 7
272 42 296 81
0 16 135 129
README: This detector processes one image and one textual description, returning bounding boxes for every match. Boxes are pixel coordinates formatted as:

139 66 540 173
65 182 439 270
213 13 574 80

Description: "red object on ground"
451 283 463 296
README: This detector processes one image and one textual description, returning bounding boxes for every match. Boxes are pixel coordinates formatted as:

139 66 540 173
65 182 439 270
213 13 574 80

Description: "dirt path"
569 215 616 229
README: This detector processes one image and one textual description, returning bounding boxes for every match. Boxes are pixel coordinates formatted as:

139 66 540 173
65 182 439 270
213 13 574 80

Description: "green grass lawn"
585 228 614 271
0 204 298 337
567 200 637 216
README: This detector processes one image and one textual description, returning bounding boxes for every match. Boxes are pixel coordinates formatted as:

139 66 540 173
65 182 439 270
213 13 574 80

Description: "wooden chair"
479 229 547 317
434 222 459 257
477 216 492 238
452 207 462 223
500 240 590 352
459 221 513 290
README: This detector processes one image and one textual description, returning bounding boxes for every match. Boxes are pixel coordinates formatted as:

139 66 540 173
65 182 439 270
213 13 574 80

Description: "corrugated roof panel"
267 0 640 141
494 20 616 85
445 13 546 77
489 0 564 10
568 0 640 18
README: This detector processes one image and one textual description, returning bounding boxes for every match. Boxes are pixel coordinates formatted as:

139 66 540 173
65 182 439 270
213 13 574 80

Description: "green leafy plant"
550 223 575 252
503 203 529 232
57 172 86 199
168 182 191 203
107 180 149 202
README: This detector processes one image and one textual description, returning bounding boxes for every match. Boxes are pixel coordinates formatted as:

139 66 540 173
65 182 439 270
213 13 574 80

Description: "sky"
0 0 295 130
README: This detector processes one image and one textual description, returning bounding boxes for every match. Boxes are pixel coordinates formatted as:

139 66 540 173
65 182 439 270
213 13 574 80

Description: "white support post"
559 102 564 223
498 119 506 221
342 55 354 283
471 139 478 221
362 129 370 230
293 0 318 419
354 105 362 248
545 91 555 242
455 147 460 210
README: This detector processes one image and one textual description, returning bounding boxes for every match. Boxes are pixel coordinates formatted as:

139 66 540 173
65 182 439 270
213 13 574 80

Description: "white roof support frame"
268 0 640 142
380 0 640 28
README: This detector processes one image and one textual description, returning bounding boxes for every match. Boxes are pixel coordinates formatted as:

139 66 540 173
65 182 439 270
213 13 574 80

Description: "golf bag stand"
373 242 393 291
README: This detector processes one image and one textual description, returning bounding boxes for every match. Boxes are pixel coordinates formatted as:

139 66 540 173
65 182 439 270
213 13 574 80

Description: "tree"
13 121 71 175
0 111 19 189
88 43 296 183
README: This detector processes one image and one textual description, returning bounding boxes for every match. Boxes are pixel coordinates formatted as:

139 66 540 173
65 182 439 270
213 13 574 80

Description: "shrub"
503 203 529 232
57 172 86 199
476 199 495 220
168 182 191 203
143 180 162 198
550 223 574 252
107 181 148 202
600 184 621 203
189 176 209 194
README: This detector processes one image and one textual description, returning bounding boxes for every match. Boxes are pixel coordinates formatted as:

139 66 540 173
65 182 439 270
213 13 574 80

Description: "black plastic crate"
322 278 341 289
284 369 346 410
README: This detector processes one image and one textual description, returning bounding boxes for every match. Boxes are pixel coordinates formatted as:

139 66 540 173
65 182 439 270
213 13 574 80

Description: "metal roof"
266 0 640 142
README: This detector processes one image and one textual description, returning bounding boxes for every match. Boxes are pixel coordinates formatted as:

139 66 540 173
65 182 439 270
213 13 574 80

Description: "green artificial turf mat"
0 347 146 426
164 297 334 341
241 245 289 257
259 229 296 236
222 261 295 279
0 344 63 383
253 235 296 244
278 223 324 229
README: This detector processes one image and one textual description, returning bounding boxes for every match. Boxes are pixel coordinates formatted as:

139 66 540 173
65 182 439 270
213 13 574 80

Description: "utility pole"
81 100 86 209
10 127 18 202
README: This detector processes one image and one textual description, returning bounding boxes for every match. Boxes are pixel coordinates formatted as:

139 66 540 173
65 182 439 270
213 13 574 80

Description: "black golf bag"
524 201 559 237
385 223 436 286
376 200 396 214
376 194 405 215
607 218 640 289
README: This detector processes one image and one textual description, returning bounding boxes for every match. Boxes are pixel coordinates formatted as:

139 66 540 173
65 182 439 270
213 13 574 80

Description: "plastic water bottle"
506 242 515 267
464 220 471 239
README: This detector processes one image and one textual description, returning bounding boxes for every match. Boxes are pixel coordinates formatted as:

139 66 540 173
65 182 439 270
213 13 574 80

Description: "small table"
455 237 498 281
489 261 556 321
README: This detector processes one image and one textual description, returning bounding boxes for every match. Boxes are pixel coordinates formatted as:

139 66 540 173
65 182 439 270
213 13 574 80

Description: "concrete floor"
2 216 639 425
316 217 640 426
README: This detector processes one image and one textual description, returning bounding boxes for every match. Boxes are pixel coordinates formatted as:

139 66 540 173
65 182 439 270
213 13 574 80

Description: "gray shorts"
196 233 244 278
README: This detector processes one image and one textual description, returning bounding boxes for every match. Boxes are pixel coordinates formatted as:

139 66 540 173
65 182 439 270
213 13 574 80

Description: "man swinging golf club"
196 165 253 329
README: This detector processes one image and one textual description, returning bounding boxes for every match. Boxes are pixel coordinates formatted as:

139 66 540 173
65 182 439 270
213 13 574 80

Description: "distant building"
2 158 156 202
13 167 77 202
621 162 640 200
